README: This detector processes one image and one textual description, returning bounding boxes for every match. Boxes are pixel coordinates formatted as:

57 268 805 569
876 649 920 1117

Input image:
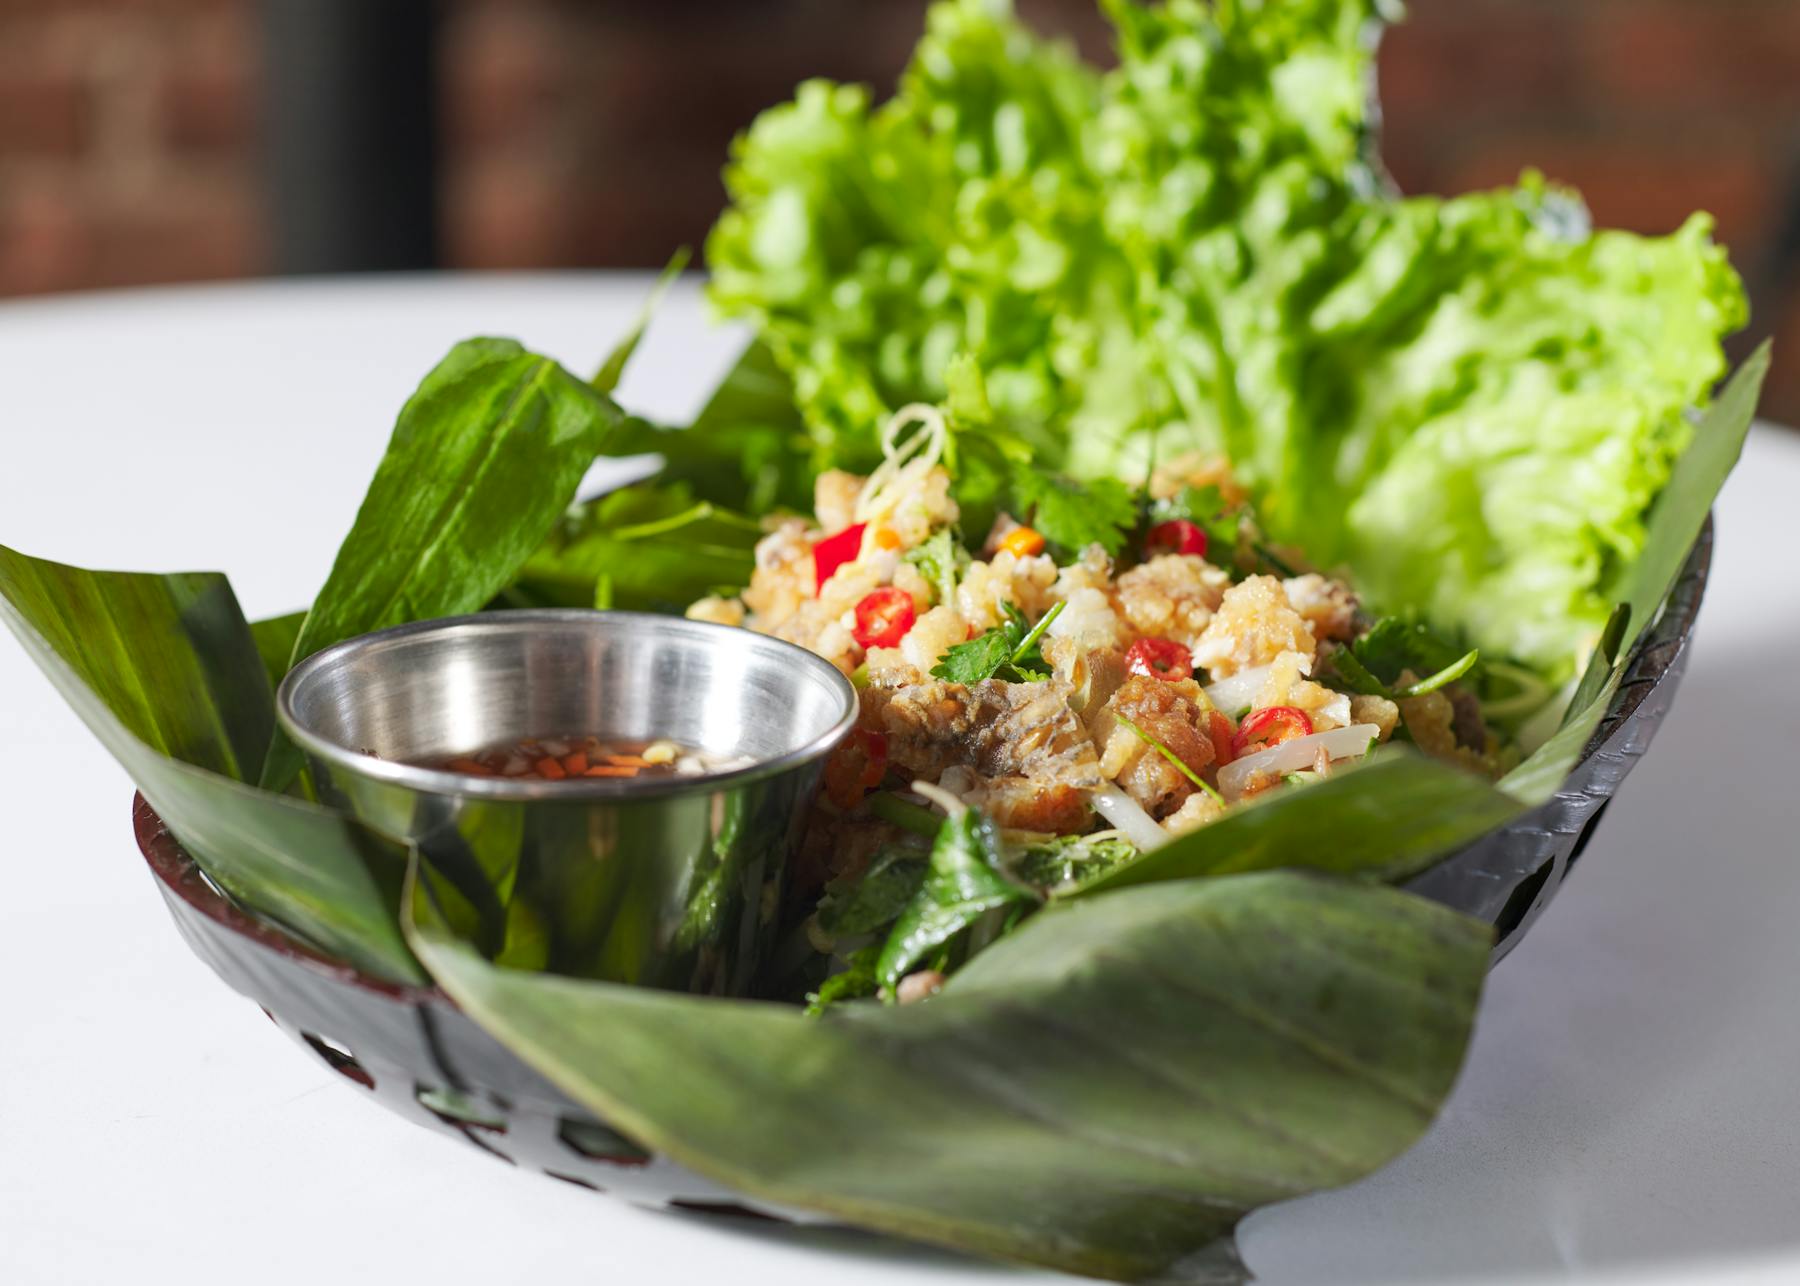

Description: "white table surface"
2 274 1797 1286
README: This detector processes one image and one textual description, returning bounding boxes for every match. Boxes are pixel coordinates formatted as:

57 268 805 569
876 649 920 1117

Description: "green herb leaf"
928 620 1018 686
1353 615 1473 687
927 601 1060 686
515 486 761 614
815 847 930 940
601 340 816 517
262 338 626 790
1395 649 1480 699
875 810 1033 990
865 790 944 837
902 528 968 606
591 249 690 394
804 944 882 1016
1011 469 1138 557
1015 833 1140 891
410 863 1493 1281
0 545 423 983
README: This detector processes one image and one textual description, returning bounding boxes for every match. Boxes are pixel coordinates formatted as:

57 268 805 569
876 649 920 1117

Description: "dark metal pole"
261 0 440 274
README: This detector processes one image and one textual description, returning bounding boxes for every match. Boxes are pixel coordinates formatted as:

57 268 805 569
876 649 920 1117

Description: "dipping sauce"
426 736 737 782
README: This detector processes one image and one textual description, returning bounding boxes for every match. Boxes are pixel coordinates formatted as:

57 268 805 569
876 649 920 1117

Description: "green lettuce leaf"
706 0 1747 676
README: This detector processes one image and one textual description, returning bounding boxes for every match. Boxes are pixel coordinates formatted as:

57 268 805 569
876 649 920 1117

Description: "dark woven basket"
136 520 1712 1214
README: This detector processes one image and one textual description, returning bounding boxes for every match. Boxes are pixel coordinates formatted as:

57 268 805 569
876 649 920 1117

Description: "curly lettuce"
706 0 1747 673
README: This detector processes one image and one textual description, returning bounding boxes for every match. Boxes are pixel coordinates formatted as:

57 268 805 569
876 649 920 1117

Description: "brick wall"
1 0 1796 420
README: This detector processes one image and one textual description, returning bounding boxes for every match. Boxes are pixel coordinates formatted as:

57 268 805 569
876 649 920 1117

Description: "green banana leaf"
410 864 1492 1282
250 610 307 690
261 337 627 789
1617 341 1769 651
1501 343 1769 802
1077 751 1526 896
0 545 422 983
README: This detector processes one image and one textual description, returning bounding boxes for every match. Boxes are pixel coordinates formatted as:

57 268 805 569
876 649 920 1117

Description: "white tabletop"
2 275 1797 1286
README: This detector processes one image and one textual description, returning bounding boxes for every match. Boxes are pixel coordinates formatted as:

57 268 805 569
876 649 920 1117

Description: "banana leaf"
261 337 627 790
0 545 422 983
1617 341 1769 651
1499 343 1768 802
1076 751 1525 896
250 610 307 690
411 865 1492 1282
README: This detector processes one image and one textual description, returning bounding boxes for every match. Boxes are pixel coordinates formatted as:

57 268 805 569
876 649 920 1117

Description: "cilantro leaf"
930 623 1020 686
928 601 1063 686
1353 616 1472 685
1012 469 1138 558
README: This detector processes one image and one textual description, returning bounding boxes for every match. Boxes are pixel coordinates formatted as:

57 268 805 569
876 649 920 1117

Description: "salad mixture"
0 0 1770 1278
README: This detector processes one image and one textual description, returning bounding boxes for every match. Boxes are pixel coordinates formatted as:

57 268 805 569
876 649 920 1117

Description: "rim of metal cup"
275 609 859 802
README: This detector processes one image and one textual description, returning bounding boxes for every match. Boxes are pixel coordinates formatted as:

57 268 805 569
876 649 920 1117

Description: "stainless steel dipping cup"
275 610 857 994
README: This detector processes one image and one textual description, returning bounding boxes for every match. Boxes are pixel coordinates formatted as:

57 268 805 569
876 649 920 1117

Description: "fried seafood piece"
1191 574 1319 678
1096 675 1217 819
1281 573 1359 642
1112 554 1231 647
963 775 1094 834
1041 637 1128 740
863 677 1105 794
1397 680 1505 778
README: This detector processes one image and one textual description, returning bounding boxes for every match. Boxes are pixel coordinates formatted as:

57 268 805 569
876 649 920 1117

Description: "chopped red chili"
852 587 917 649
1124 637 1193 682
813 523 868 591
1145 519 1208 559
1231 706 1314 757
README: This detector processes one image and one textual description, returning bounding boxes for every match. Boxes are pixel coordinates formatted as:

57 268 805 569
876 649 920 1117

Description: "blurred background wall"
0 0 1795 419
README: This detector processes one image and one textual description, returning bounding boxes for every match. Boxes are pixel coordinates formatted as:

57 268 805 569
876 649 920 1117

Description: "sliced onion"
1091 786 1169 852
1203 663 1274 712
1218 724 1381 801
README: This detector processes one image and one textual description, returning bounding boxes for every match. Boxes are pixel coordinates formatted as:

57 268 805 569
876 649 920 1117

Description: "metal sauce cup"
275 610 856 995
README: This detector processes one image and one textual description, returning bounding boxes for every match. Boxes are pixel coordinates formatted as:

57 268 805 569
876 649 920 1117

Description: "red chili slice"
1145 519 1208 559
813 522 868 591
1124 637 1193 682
1231 705 1314 758
852 587 917 649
